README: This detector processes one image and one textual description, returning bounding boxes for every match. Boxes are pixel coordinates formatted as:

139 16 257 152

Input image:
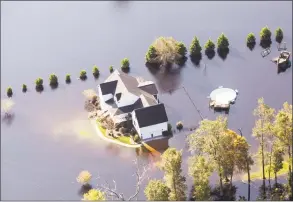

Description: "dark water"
1 1 292 200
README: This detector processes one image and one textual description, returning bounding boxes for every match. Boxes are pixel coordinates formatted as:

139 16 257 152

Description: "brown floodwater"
1 1 292 200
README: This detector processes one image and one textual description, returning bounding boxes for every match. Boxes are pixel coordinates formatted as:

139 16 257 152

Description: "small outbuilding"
209 86 238 110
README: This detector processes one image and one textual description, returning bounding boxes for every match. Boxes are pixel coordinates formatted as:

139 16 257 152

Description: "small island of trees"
49 74 58 88
217 33 229 60
92 65 100 78
65 74 71 83
80 70 87 80
145 37 187 69
246 33 256 50
35 78 44 92
275 27 284 43
121 58 130 72
189 36 202 63
204 39 216 59
7 87 13 97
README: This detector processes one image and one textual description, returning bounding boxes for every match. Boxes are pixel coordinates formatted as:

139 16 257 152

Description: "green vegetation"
189 36 202 59
77 170 92 185
65 74 71 83
49 74 58 86
204 39 215 52
133 134 141 143
157 148 187 200
217 33 229 50
244 161 289 181
144 179 171 201
145 45 158 64
96 120 132 145
260 26 272 41
80 70 87 80
145 37 187 68
22 84 27 92
35 78 43 89
83 189 106 201
109 65 114 73
275 27 284 43
246 33 256 44
7 87 13 97
92 65 100 77
176 121 183 130
176 42 187 58
121 58 130 71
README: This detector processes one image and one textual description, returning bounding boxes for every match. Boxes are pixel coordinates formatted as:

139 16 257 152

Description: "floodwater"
1 1 292 200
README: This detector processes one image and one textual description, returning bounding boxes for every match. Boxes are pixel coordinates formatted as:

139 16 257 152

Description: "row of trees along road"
77 98 292 201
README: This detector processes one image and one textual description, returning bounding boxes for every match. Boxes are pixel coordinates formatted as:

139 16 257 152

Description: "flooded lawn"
1 1 292 200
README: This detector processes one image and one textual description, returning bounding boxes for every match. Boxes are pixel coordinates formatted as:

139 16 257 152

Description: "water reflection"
1 113 15 126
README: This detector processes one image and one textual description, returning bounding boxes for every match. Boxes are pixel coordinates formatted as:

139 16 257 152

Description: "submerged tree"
144 179 170 201
121 58 130 72
49 74 58 86
217 33 229 50
246 33 256 50
275 27 284 43
92 65 100 78
252 97 275 199
145 37 187 69
260 26 272 48
188 156 213 201
83 189 106 201
77 170 92 185
6 87 13 97
274 102 292 196
22 84 27 92
189 36 202 58
204 39 216 59
187 116 228 197
65 74 71 83
80 70 87 80
157 148 187 200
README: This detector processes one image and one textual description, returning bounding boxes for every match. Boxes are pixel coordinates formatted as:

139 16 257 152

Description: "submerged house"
97 70 168 140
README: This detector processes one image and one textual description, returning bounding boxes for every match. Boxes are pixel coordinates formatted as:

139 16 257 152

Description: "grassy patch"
242 161 290 181
96 120 132 145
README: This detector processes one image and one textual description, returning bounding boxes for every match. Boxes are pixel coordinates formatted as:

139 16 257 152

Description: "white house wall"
139 122 167 140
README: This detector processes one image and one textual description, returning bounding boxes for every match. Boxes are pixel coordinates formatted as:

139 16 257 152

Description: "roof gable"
134 103 168 128
100 80 118 95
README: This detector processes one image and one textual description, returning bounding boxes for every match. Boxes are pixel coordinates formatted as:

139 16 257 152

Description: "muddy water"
1 1 292 200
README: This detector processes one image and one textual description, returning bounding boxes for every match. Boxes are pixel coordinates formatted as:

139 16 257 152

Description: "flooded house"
97 70 169 141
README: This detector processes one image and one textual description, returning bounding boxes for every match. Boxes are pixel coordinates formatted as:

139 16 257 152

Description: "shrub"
176 121 183 130
109 65 114 73
246 33 256 44
7 87 13 97
204 39 215 52
35 78 43 88
22 84 27 92
260 26 272 41
133 134 141 143
176 42 187 57
76 170 92 185
121 58 130 70
167 123 172 132
189 36 202 57
92 65 99 77
80 70 87 80
217 33 229 50
65 74 71 83
83 189 106 201
275 27 283 43
145 45 158 63
49 74 58 86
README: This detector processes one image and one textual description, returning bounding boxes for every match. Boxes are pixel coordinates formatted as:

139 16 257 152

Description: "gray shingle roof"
138 84 158 95
99 80 118 95
134 103 168 128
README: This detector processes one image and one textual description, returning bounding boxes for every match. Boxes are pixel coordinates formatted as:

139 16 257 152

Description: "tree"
246 33 256 45
275 27 284 43
6 87 13 97
80 70 87 80
144 179 170 201
187 116 228 197
271 146 284 184
1 99 15 117
188 156 213 200
204 39 215 53
77 170 92 185
93 65 100 77
65 74 71 83
83 189 106 201
189 36 202 58
109 65 114 73
260 26 272 41
157 148 187 201
252 97 275 199
22 84 27 92
49 74 58 86
217 33 229 50
274 102 292 196
121 58 130 71
176 121 183 130
145 45 158 64
145 37 187 68
35 78 44 89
